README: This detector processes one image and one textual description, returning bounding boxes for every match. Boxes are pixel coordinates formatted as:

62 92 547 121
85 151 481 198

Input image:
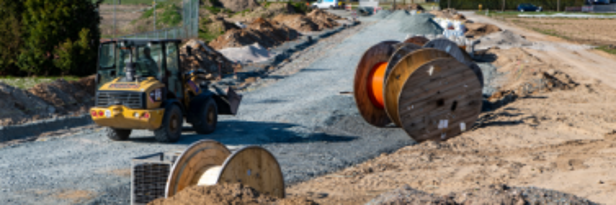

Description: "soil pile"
474 30 532 50
219 0 260 12
148 183 318 205
181 39 239 78
28 79 93 114
398 13 443 35
273 14 319 32
0 83 54 125
227 3 296 21
306 9 341 30
208 18 299 50
367 184 597 205
465 22 501 37
394 3 425 11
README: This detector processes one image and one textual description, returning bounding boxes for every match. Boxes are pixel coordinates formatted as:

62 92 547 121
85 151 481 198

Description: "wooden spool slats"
404 36 430 46
353 41 399 127
397 58 483 143
217 146 285 198
383 48 453 127
384 43 422 84
165 140 231 198
423 39 484 87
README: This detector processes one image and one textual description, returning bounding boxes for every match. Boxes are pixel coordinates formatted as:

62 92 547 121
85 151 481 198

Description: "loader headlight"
134 112 140 118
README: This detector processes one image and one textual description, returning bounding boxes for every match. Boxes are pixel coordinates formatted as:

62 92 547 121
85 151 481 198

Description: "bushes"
0 0 102 77
440 0 586 11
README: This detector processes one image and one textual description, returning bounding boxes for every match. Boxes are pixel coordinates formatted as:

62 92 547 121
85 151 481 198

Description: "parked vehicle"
517 3 542 12
312 0 339 9
594 0 611 4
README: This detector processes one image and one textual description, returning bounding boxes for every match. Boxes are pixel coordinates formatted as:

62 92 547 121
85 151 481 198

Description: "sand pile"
218 0 259 12
465 22 501 37
306 9 341 30
371 10 392 19
273 14 319 32
474 30 532 50
367 184 596 205
218 42 271 63
208 18 299 50
148 183 318 205
398 13 443 35
181 40 238 78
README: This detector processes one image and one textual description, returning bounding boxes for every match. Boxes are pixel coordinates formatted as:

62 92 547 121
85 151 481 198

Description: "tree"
18 0 103 76
0 0 24 75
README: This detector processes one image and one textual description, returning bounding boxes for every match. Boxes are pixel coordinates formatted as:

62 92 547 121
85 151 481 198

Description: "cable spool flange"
404 36 430 47
165 140 285 198
384 48 454 127
396 58 483 142
353 41 399 127
423 38 484 87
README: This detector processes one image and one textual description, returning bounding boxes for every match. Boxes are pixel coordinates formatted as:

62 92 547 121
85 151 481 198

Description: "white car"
312 0 340 9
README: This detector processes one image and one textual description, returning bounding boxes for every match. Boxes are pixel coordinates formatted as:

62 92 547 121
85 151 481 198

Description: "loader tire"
192 97 218 135
106 128 131 141
155 104 183 143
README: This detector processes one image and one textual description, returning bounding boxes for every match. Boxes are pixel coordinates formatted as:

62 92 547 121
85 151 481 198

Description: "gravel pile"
398 13 443 35
474 30 533 50
371 10 392 19
385 10 410 20
366 184 599 205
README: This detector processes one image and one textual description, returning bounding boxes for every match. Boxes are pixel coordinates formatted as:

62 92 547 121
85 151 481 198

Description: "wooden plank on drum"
404 36 430 46
383 48 453 127
423 38 484 87
165 140 231 198
397 58 483 143
217 146 285 198
353 41 399 127
384 43 422 84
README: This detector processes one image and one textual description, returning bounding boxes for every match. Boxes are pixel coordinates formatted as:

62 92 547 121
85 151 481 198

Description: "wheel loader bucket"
213 87 242 115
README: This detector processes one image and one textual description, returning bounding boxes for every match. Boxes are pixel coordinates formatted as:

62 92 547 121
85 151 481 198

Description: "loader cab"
96 39 184 100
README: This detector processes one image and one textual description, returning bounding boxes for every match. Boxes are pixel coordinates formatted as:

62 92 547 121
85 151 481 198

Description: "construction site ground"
1 10 616 205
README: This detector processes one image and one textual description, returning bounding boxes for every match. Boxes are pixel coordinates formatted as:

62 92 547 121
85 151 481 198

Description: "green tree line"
440 0 587 11
0 0 102 77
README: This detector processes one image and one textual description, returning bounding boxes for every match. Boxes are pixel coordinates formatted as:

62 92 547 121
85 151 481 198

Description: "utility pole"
448 0 450 9
502 0 505 12
113 0 116 39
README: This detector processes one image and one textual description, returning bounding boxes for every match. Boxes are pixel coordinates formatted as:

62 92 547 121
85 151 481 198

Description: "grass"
0 76 80 89
597 45 616 55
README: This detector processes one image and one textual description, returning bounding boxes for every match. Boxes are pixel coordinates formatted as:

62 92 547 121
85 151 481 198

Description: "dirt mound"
28 79 93 114
394 3 425 11
465 22 501 37
367 184 596 205
181 39 239 79
227 3 296 22
70 75 96 96
219 0 259 12
0 83 54 125
209 18 299 50
306 9 340 30
273 14 319 32
148 183 318 205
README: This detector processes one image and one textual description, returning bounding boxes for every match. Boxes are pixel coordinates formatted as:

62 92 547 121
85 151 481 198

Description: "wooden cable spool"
423 38 484 87
354 39 484 142
165 140 285 198
353 41 399 127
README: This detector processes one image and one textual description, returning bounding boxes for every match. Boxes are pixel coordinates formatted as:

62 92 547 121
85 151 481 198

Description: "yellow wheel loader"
91 39 242 142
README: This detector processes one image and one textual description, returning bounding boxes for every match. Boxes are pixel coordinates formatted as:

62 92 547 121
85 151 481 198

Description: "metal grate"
131 153 176 205
96 91 143 109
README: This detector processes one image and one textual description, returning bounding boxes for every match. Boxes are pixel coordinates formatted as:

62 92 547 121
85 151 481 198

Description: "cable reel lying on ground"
165 140 285 199
353 38 484 143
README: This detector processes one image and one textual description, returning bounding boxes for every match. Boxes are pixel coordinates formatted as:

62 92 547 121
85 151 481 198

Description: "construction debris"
465 22 502 37
180 40 239 79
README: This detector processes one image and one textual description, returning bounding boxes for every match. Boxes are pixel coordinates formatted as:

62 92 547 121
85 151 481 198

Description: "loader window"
166 42 182 98
99 43 115 69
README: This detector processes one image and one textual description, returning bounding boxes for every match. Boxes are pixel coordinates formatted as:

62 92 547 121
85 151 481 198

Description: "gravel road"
0 17 425 204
